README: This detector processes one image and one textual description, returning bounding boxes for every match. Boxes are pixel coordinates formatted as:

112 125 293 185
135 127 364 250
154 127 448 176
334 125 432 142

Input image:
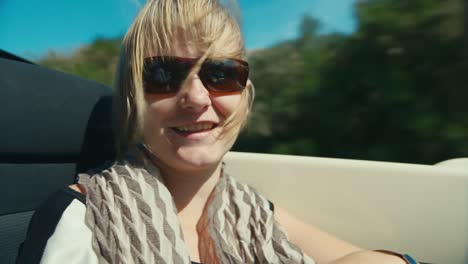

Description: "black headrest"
0 50 34 65
0 58 115 172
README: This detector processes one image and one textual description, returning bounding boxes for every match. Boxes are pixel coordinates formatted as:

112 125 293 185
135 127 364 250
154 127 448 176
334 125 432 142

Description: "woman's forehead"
165 39 206 58
145 40 240 59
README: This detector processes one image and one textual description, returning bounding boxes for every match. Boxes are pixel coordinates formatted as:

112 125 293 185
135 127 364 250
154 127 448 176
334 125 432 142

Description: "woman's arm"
275 206 405 264
327 251 406 264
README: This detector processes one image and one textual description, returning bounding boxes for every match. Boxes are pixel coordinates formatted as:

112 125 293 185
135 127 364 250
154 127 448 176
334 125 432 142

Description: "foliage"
37 1 468 164
40 38 121 86
236 1 468 164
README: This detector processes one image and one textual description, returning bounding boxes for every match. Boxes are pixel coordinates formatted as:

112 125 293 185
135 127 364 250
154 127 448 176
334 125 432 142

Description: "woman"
18 1 416 263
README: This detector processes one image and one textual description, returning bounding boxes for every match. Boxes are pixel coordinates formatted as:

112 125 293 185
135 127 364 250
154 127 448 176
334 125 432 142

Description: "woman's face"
142 45 244 174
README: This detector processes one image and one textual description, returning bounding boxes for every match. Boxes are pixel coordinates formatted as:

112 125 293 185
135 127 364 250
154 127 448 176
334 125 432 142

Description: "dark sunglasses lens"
143 57 249 94
143 58 189 93
200 59 249 92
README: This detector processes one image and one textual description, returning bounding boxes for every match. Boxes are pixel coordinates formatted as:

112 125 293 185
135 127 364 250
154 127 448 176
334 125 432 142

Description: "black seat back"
0 58 115 263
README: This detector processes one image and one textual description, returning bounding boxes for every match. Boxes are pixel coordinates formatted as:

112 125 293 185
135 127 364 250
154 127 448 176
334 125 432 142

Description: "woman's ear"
246 79 255 111
246 79 253 88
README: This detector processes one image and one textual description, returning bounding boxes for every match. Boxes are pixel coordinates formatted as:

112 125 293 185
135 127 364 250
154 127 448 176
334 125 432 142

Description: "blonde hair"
115 0 254 156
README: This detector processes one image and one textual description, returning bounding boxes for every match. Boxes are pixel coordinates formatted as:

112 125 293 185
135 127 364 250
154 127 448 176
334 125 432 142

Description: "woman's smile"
168 121 221 142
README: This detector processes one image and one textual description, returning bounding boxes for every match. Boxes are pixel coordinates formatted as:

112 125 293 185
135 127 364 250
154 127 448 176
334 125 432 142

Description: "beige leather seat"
225 152 468 264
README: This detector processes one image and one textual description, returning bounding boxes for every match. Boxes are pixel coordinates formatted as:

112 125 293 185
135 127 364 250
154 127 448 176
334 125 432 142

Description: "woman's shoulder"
69 183 87 196
31 186 86 221
23 186 86 234
16 187 87 263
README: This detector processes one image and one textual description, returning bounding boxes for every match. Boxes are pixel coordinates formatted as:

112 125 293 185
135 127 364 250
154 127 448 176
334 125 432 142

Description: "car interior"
0 52 115 263
0 51 466 264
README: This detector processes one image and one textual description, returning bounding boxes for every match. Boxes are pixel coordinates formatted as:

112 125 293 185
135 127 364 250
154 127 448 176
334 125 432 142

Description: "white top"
40 199 98 264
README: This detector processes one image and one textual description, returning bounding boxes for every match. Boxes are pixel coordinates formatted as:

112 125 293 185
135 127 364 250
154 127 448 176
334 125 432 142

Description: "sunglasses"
143 56 249 94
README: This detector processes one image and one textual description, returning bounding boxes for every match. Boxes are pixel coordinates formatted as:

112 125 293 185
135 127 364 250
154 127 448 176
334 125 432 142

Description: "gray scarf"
78 146 314 264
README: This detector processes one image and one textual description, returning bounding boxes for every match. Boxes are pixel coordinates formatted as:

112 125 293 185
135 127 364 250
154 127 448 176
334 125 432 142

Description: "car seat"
0 57 115 263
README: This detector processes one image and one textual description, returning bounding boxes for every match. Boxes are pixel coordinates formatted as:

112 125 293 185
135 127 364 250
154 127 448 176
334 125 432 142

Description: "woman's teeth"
173 123 215 132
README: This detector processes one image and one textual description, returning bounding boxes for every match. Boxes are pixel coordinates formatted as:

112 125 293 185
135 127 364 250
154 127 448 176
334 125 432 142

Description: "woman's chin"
174 147 223 171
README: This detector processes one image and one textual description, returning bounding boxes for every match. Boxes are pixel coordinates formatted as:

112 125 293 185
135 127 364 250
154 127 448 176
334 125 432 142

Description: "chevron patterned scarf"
78 146 314 264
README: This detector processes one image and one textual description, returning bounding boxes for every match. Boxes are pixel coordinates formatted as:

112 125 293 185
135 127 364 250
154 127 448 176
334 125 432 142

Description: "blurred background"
1 0 467 164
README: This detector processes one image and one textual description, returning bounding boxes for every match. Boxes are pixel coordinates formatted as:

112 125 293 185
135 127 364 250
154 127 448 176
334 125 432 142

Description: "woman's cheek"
211 94 242 117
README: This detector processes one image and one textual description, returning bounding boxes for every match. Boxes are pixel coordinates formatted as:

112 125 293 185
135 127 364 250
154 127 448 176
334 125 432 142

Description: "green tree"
40 37 121 86
236 1 468 164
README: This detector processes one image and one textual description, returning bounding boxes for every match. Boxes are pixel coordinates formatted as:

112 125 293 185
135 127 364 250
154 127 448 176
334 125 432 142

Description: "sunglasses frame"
143 56 249 94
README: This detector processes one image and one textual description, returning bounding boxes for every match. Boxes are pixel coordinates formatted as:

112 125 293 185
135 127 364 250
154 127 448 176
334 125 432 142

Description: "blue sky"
0 0 357 60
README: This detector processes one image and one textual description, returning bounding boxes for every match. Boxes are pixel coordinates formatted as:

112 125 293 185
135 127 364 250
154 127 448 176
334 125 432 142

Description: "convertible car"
0 51 466 264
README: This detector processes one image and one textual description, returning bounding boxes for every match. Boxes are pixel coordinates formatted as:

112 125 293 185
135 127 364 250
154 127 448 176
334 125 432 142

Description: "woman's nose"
178 74 211 110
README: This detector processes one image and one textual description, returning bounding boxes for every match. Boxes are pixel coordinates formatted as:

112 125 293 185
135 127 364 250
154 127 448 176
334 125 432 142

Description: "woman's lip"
169 126 219 140
169 121 218 127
